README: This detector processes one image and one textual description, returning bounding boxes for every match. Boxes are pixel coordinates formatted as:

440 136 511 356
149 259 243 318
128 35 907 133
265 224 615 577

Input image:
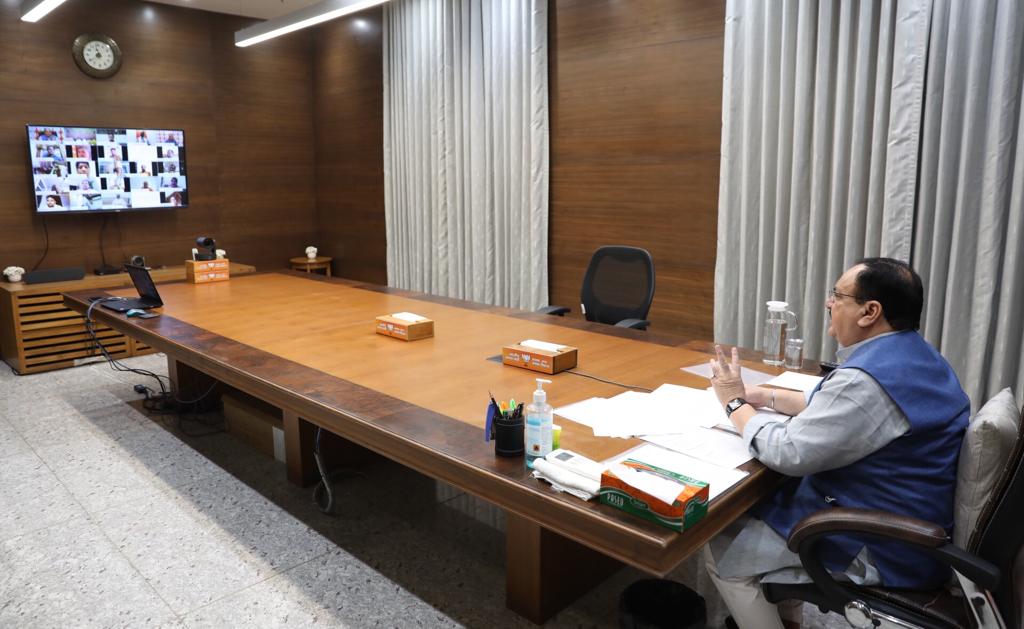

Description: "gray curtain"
383 0 549 310
718 0 1024 408
715 0 929 362
913 0 1024 409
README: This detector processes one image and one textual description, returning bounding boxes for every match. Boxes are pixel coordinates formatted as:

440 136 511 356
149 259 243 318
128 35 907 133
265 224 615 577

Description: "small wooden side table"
290 256 333 277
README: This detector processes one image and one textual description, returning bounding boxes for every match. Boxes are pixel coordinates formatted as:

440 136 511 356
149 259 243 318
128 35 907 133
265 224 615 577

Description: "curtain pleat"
914 0 1024 409
719 0 1023 408
383 0 548 310
716 0 927 362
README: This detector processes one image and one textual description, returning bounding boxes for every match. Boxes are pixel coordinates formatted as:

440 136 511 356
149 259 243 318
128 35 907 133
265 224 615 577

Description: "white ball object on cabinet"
3 266 25 282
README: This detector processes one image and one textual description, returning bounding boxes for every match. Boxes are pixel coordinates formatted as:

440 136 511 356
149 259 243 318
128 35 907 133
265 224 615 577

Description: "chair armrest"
786 508 1001 611
789 508 947 551
538 305 570 316
614 318 650 330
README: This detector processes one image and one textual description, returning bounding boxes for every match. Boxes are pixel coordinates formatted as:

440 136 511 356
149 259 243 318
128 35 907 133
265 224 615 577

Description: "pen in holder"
485 393 524 457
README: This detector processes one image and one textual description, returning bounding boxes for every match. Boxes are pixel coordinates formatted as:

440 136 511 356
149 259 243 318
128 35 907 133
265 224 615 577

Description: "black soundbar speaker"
23 266 86 284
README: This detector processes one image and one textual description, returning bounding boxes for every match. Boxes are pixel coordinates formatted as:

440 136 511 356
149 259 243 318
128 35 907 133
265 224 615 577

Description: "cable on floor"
312 426 365 515
313 427 335 514
85 298 223 436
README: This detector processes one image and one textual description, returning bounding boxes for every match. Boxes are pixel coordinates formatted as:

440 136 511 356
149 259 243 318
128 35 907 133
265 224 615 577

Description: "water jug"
762 301 798 366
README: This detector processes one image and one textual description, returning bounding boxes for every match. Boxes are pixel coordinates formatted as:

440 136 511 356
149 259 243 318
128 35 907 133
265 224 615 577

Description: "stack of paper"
553 385 728 439
642 428 755 469
765 371 823 392
555 385 803 468
649 384 728 426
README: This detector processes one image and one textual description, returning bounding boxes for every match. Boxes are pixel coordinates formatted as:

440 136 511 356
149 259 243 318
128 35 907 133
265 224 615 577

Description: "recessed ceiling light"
20 0 68 22
235 0 389 47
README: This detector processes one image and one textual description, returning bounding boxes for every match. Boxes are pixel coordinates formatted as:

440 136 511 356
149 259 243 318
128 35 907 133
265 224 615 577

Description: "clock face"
83 40 115 70
71 33 122 78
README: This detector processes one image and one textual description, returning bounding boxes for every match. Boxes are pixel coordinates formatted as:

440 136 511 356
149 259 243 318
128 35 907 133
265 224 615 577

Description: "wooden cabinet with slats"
0 263 254 375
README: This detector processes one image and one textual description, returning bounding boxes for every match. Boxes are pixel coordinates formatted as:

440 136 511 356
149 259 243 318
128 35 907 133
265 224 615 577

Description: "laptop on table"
100 264 164 312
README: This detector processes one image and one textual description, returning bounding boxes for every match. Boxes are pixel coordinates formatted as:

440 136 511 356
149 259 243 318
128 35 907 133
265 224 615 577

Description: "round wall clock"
71 33 122 79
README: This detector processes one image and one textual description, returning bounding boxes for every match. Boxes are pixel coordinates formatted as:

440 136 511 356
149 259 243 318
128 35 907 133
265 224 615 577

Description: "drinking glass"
784 338 804 370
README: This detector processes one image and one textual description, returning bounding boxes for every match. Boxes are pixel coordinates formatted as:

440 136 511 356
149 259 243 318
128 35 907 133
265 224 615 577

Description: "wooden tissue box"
186 259 230 284
502 340 578 374
375 312 434 341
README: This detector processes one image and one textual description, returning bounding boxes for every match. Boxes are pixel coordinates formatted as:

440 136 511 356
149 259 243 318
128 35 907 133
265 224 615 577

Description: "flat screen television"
27 125 187 214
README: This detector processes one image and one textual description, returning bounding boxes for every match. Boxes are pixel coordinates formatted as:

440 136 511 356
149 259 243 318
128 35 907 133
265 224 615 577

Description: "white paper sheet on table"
649 384 726 428
554 393 673 436
607 444 748 501
642 427 755 469
555 385 734 438
764 371 823 393
594 389 721 438
553 397 609 429
679 362 776 386
583 392 637 436
591 391 687 438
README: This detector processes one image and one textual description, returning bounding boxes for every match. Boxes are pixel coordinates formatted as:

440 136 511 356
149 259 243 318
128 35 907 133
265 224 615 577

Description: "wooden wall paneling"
312 11 387 284
210 13 317 269
1 0 726 337
549 0 725 340
0 1 218 271
0 0 315 275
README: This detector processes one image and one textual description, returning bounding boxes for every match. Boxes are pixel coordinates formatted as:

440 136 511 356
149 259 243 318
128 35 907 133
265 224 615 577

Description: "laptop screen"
125 265 162 305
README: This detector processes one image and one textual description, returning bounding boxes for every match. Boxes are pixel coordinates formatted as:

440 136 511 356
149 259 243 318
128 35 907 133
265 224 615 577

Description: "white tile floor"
0 355 846 628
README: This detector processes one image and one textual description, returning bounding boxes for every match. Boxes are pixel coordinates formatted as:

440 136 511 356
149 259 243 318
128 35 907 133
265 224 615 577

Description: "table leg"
167 356 221 410
283 410 319 486
505 513 622 623
326 265 331 277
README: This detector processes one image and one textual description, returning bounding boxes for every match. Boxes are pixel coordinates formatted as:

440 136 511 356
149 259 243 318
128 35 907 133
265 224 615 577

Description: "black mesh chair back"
970 404 1024 627
580 246 655 326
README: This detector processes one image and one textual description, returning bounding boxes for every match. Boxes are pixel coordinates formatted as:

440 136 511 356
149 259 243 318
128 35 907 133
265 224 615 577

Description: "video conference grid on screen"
28 126 187 213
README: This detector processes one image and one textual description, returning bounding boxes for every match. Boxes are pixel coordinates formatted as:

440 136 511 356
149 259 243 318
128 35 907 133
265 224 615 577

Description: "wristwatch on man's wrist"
725 397 748 418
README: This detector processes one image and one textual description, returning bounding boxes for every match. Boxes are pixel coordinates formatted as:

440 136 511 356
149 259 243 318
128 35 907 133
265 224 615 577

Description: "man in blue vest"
704 258 969 629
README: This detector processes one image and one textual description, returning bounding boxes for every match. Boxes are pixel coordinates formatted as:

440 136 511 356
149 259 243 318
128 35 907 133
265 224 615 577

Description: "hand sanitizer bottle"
525 378 553 468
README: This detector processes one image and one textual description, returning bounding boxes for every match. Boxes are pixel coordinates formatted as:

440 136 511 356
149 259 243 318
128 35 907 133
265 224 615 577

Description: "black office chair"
539 246 655 330
762 400 1024 629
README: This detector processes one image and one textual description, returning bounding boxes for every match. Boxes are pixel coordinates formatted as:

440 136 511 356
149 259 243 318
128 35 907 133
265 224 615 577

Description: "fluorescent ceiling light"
21 0 68 22
235 0 388 47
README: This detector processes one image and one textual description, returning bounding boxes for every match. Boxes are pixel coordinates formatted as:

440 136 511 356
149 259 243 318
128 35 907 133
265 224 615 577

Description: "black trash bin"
619 578 706 629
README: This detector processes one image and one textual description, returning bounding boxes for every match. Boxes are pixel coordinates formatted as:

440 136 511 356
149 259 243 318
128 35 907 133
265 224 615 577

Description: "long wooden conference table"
65 271 785 623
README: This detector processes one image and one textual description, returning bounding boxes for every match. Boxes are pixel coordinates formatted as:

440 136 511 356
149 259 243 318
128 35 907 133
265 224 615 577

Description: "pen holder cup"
494 417 524 457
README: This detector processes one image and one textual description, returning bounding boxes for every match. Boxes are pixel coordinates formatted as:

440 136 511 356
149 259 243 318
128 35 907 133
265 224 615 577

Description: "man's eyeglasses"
827 288 862 302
